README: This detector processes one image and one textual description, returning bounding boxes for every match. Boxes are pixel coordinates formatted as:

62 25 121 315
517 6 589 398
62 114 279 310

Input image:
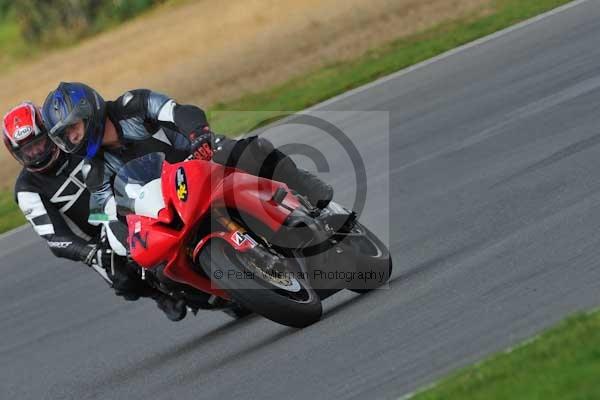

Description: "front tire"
198 239 322 328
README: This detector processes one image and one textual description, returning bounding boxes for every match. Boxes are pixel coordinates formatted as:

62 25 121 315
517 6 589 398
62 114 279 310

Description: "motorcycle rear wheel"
343 222 393 293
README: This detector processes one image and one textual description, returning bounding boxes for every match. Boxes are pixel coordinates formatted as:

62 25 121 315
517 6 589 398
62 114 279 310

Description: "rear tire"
198 239 322 328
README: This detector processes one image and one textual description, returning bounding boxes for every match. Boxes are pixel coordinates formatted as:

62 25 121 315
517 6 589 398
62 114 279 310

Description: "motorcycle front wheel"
198 238 322 328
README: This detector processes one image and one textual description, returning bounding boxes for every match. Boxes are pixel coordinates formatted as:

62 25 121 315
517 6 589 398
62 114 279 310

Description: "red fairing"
127 158 300 301
192 230 258 262
218 171 301 231
162 160 300 232
161 160 220 228
126 213 229 299
167 250 230 299
127 215 179 268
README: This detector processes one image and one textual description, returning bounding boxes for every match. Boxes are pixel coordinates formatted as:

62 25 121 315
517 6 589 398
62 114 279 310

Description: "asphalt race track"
2 1 600 399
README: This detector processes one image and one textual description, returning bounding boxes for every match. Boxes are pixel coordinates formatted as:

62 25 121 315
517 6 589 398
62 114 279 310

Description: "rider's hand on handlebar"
189 126 215 161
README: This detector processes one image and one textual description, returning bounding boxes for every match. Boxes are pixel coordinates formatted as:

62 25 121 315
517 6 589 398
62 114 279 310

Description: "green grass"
0 191 25 233
0 0 189 71
412 310 600 400
0 0 575 233
0 19 33 69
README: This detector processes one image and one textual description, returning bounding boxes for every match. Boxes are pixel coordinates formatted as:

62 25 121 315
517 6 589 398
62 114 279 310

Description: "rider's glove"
189 126 215 161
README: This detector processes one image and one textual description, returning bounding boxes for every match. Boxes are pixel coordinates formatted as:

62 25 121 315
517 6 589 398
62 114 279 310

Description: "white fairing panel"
128 178 165 218
106 224 128 257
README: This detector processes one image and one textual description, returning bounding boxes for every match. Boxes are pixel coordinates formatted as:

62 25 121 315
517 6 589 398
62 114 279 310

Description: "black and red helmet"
2 102 61 172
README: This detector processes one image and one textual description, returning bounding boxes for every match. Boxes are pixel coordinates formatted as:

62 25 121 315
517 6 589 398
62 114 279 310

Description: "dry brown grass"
0 0 492 188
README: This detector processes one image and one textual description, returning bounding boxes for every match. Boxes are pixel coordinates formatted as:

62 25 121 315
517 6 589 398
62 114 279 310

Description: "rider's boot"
284 167 333 209
109 255 145 301
151 293 187 322
223 303 253 319
260 141 333 209
109 255 187 321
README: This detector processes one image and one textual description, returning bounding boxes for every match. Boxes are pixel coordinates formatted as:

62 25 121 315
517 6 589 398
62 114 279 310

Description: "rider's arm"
15 190 96 264
153 95 210 139
115 89 213 156
84 157 117 225
83 158 128 256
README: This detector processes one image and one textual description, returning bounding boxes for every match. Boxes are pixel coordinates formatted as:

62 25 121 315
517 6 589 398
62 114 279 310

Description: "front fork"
192 209 258 262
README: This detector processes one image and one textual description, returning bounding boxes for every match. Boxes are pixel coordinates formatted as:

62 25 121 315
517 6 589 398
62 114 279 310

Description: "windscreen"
114 152 166 217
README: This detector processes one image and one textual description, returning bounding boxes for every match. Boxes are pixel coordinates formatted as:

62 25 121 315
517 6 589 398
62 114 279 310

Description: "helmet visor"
47 99 91 153
49 118 89 154
13 134 56 168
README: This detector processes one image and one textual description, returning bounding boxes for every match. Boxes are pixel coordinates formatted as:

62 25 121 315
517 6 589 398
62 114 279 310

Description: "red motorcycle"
114 152 391 328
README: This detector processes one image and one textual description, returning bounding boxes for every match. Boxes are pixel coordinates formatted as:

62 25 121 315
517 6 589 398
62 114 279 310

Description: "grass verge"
0 0 575 234
0 19 32 69
0 0 190 71
411 309 600 400
0 191 25 234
